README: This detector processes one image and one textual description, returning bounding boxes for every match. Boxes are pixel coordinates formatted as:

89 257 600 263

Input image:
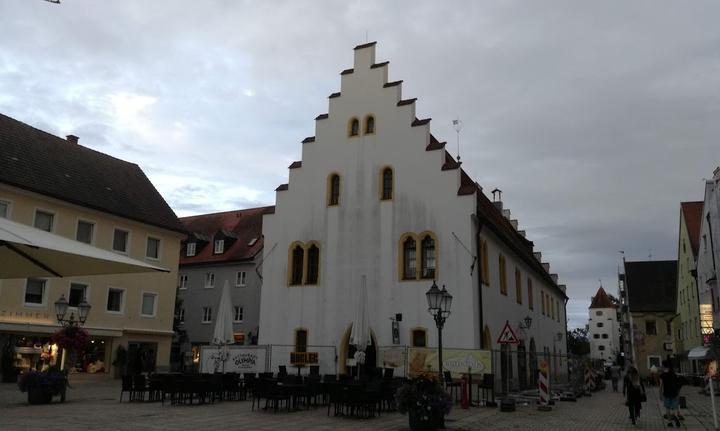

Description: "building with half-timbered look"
258 42 569 390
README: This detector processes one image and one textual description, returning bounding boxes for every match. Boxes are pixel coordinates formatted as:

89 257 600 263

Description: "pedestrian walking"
624 366 646 426
610 364 621 392
659 361 682 427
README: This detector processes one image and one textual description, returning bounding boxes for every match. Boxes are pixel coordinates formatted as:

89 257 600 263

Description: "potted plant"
17 367 67 404
396 371 453 431
112 345 127 379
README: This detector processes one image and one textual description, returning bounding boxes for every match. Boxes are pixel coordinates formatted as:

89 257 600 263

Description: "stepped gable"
0 112 184 233
589 287 616 309
179 206 275 265
680 201 703 257
276 42 565 297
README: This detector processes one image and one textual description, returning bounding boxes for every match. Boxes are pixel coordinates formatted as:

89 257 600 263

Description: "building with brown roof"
587 286 619 361
0 113 185 375
675 201 707 373
175 206 273 367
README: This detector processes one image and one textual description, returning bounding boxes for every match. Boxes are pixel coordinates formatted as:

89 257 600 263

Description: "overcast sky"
1 1 718 329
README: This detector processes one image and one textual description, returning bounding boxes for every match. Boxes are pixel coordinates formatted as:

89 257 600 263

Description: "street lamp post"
54 295 91 371
426 281 453 382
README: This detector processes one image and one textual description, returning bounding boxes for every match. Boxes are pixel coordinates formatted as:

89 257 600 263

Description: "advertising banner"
200 346 267 374
408 348 491 377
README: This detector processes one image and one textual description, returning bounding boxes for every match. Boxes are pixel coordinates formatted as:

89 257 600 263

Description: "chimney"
518 230 526 238
66 135 79 144
558 284 567 293
534 252 542 261
550 273 558 284
713 166 720 181
542 262 550 272
491 188 503 211
510 219 518 230
502 209 511 219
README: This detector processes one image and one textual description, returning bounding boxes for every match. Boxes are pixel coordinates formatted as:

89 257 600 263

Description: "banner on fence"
408 348 492 377
199 346 267 374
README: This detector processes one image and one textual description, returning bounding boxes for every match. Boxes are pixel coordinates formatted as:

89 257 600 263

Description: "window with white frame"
202 307 212 323
146 237 161 260
0 200 10 218
107 288 124 313
141 293 157 317
68 282 87 307
234 306 244 322
76 220 94 244
178 274 188 290
34 210 54 232
214 239 224 254
186 242 196 257
236 271 247 287
113 229 129 253
204 273 215 288
24 279 46 305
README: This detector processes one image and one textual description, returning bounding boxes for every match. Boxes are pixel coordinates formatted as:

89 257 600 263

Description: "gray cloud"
1 0 718 329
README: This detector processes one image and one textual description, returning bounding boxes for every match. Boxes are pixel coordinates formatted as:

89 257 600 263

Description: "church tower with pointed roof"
588 286 619 361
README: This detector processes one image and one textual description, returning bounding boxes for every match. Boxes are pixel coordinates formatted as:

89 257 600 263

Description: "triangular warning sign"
497 320 520 344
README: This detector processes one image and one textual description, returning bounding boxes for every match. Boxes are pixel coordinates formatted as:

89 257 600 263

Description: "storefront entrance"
127 342 158 374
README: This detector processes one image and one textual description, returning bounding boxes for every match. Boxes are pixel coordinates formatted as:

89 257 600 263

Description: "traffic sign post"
497 321 520 396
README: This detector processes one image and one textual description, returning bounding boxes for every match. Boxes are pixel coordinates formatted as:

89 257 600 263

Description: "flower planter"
409 410 443 431
27 389 52 405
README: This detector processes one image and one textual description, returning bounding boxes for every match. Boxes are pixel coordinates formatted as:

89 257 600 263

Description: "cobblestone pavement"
1 375 717 430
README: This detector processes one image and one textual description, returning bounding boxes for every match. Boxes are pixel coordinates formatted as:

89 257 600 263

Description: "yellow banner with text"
408 348 492 377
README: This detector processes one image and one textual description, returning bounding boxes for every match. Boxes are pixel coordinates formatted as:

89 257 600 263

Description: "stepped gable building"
623 260 677 376
258 42 568 390
588 286 619 361
0 113 185 374
175 206 274 367
675 201 707 373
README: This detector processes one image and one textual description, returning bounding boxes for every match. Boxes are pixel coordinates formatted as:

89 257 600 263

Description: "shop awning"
688 346 710 360
0 217 168 279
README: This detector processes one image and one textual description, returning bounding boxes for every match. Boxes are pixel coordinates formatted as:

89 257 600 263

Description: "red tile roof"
681 201 703 257
589 287 616 309
179 206 275 265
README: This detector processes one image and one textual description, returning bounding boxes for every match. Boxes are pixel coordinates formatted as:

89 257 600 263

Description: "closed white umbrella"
212 280 235 372
0 217 168 279
349 276 370 377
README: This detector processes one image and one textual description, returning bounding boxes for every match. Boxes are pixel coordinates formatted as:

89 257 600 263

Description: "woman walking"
624 367 646 426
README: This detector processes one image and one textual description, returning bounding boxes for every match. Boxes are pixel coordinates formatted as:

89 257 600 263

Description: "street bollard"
538 359 552 411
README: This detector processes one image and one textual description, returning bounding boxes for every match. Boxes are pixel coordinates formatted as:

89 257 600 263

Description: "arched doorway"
529 338 538 387
518 340 527 389
340 325 377 379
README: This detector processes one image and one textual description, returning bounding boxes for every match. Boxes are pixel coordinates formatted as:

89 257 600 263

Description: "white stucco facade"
258 43 568 386
588 306 619 361
698 168 720 328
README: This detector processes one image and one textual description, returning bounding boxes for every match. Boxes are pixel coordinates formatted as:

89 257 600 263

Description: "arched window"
381 167 393 200
420 234 436 279
328 173 340 206
295 328 308 353
349 118 360 137
290 244 304 285
306 243 320 285
364 115 375 134
411 328 427 347
402 235 417 280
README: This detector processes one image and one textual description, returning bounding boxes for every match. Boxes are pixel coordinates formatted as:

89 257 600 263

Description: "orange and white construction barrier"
538 359 551 411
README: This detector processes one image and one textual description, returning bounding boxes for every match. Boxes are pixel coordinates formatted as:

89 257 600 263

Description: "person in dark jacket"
659 362 682 427
624 366 645 426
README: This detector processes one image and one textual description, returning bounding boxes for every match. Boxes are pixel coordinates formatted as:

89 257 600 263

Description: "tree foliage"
567 327 590 356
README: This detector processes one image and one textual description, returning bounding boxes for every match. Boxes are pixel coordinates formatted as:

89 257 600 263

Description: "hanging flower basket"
52 326 90 350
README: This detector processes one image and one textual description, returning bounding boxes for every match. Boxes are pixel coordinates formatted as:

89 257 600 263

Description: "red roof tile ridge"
179 205 275 221
589 287 616 309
